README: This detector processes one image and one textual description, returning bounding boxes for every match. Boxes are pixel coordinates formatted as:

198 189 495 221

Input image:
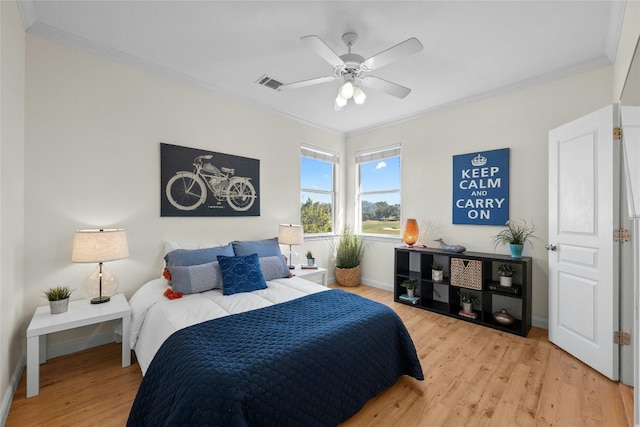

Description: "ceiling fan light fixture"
335 92 348 107
353 86 366 105
339 80 354 99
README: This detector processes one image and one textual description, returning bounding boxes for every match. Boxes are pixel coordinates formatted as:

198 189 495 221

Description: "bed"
126 240 423 426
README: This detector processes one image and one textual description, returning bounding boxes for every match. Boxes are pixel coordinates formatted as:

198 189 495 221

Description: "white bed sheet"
129 276 329 374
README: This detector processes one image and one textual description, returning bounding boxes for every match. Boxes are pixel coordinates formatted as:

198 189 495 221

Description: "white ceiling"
18 1 624 136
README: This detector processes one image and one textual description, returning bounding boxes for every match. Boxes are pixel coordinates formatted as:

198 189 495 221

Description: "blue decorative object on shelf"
434 238 466 253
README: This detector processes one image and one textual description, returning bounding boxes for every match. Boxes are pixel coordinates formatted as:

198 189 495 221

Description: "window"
356 145 401 236
300 145 338 234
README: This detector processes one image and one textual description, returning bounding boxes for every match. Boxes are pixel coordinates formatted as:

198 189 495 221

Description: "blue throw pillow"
165 244 235 267
217 254 267 295
168 262 223 294
231 238 288 271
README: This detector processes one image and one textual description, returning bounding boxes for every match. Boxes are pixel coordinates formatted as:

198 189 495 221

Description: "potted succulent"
334 226 367 287
497 264 515 287
491 219 540 258
401 279 419 298
431 261 444 282
305 250 315 267
44 285 73 314
458 290 479 314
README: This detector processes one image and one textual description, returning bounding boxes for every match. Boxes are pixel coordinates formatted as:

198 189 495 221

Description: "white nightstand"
292 265 328 287
26 293 131 398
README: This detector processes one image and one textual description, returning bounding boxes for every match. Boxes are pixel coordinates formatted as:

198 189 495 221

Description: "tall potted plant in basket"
334 226 367 287
491 219 540 259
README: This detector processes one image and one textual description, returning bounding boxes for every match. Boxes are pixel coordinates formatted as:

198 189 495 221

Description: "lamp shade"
402 219 419 247
277 224 304 245
71 229 129 263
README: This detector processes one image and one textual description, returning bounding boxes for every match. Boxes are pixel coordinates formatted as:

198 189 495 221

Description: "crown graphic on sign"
471 154 487 167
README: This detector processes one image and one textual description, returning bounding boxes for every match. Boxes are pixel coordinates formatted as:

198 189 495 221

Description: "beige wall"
24 35 344 347
613 1 640 102
0 0 25 421
347 66 613 325
1 1 638 419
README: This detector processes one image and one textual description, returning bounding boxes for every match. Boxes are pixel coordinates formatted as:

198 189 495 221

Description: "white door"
548 104 620 380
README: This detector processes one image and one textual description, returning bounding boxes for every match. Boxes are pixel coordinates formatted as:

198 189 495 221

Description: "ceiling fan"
278 32 423 110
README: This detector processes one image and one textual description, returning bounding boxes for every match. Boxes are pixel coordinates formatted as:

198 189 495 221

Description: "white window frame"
300 144 338 236
356 144 401 237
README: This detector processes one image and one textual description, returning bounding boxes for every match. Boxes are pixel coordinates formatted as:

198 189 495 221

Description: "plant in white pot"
497 264 515 287
457 290 479 314
431 261 444 282
305 250 315 267
334 226 367 287
491 219 540 259
44 285 73 314
401 279 418 298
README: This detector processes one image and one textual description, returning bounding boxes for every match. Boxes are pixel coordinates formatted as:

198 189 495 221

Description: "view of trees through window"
361 200 401 234
301 197 332 233
359 152 401 236
300 150 335 234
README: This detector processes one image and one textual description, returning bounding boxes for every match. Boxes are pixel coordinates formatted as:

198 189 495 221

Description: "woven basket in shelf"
450 258 482 290
335 265 361 287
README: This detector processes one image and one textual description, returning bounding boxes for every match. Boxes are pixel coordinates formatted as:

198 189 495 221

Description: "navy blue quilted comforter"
127 289 423 427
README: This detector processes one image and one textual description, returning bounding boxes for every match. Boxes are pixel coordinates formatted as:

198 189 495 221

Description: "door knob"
545 244 557 251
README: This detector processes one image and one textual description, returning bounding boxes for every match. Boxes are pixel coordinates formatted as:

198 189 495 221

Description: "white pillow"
163 240 223 255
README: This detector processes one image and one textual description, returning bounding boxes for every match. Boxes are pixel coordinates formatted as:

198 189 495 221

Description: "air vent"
257 75 284 90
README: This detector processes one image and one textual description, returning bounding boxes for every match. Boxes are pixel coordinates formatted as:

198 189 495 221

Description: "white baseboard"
532 316 549 330
0 332 117 425
1 354 25 427
360 277 393 292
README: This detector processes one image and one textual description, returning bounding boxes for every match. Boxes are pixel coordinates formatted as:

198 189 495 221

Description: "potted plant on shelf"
44 285 73 314
431 261 444 282
497 264 515 287
458 290 479 315
401 279 418 298
491 219 540 259
334 226 367 287
305 250 315 267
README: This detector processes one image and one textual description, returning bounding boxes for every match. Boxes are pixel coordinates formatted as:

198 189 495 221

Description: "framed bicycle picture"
160 142 260 217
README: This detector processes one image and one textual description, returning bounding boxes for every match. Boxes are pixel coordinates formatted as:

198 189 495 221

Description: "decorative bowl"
493 309 515 326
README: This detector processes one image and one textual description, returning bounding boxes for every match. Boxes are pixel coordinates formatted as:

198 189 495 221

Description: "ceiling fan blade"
301 35 346 68
361 76 412 99
362 37 423 71
279 76 337 91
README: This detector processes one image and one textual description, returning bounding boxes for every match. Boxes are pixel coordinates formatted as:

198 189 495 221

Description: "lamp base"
90 295 111 304
289 266 295 269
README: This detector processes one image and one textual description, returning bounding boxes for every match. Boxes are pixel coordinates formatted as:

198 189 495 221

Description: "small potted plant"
458 290 479 314
431 261 444 282
401 279 419 298
491 219 540 258
497 264 515 287
44 285 73 314
305 250 315 267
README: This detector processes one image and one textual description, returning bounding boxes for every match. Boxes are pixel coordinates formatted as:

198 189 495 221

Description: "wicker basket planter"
335 265 361 287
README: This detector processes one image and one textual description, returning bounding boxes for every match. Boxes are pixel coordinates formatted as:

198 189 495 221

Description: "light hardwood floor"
7 284 634 426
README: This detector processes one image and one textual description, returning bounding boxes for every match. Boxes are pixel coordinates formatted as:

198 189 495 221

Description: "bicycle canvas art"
160 143 260 217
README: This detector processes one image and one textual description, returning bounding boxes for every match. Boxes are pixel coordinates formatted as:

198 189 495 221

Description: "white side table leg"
26 335 39 398
38 334 46 363
121 313 131 367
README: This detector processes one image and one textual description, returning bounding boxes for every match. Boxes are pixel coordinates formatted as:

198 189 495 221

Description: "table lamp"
402 218 419 247
278 224 303 269
71 228 129 304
